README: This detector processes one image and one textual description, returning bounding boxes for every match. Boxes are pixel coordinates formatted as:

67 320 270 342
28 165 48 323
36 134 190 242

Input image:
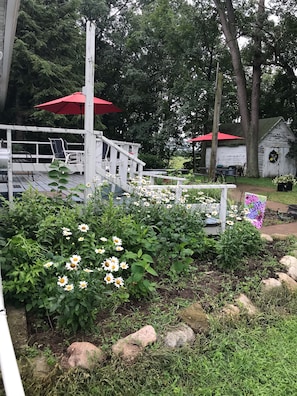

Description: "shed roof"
217 116 293 146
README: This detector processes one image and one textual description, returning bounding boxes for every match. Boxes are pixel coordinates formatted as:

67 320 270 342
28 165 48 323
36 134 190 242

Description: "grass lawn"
236 177 297 205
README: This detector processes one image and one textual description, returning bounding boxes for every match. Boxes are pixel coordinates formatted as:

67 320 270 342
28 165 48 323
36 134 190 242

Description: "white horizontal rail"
143 183 236 231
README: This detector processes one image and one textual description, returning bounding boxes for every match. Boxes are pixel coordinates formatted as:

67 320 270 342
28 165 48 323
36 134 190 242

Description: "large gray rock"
261 234 273 242
112 325 157 362
164 324 195 348
6 305 28 351
219 303 240 318
236 294 259 315
178 302 209 333
280 255 297 268
67 342 105 369
276 272 297 292
261 278 282 292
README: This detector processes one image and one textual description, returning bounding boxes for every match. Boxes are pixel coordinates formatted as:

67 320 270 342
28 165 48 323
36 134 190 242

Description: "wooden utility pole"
209 65 223 181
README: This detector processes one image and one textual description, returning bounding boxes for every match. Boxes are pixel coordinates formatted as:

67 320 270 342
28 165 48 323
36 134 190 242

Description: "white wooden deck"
0 171 85 197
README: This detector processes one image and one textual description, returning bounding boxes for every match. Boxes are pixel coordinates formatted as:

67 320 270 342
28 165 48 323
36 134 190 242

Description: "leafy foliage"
216 220 264 269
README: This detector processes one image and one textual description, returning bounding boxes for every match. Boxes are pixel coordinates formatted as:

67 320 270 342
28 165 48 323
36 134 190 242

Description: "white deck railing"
0 124 145 199
141 183 236 231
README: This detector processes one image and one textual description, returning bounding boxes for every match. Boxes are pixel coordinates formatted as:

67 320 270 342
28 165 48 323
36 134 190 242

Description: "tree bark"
213 0 266 177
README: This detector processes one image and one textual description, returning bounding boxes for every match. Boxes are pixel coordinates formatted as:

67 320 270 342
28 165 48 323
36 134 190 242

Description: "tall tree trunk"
213 0 266 177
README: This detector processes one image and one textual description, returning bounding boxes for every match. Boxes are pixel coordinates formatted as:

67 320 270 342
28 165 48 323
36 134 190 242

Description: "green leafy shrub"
216 220 264 269
42 230 130 333
0 188 54 239
1 234 48 309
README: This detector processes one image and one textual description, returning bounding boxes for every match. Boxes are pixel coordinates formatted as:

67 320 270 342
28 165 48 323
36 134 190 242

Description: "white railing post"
0 268 25 396
6 129 13 203
219 185 228 231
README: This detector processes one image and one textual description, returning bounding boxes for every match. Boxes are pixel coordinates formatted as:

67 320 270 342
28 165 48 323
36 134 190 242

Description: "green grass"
237 177 297 205
23 317 297 395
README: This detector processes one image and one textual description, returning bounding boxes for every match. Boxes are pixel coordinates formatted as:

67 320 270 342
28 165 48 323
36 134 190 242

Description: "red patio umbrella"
189 132 243 142
35 91 122 115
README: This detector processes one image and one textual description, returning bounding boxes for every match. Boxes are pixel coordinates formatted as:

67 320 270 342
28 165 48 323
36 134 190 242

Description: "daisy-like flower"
62 227 72 237
83 268 94 273
110 262 119 272
86 182 91 188
79 281 88 289
100 237 107 242
120 262 129 270
95 248 105 254
114 277 124 288
78 224 89 232
104 273 114 284
102 259 112 271
64 284 74 292
66 262 79 271
78 237 84 242
112 236 122 246
115 246 124 252
70 255 81 264
226 220 234 226
44 261 53 268
57 276 68 287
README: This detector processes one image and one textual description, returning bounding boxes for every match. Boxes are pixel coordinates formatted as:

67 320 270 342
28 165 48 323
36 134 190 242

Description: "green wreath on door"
269 150 278 163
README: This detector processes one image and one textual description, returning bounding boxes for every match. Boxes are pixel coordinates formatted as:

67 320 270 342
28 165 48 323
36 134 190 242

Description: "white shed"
205 117 296 177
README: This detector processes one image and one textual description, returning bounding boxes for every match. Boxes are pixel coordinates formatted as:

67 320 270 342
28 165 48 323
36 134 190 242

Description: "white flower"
120 262 129 270
226 220 234 226
83 268 94 273
102 259 112 271
66 236 71 240
110 262 119 272
104 273 114 284
114 277 124 288
115 246 124 252
64 284 74 291
62 227 72 237
78 237 84 242
112 236 122 246
79 281 88 289
57 276 68 287
86 182 91 188
70 255 81 264
44 261 53 268
95 248 105 254
78 224 89 232
66 262 79 271
100 237 107 242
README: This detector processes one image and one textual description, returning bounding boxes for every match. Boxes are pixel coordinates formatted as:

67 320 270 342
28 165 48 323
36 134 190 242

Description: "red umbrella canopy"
189 132 243 142
35 91 122 115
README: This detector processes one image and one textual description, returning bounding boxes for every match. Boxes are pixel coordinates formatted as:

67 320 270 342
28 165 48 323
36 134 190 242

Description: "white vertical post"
84 21 96 202
7 129 13 203
0 268 25 396
219 186 228 231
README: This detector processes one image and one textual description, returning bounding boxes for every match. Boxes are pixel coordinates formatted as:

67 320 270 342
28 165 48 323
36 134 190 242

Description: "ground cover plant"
0 166 297 395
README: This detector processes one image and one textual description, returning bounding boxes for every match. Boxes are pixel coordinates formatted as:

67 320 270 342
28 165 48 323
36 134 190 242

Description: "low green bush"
216 220 264 269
